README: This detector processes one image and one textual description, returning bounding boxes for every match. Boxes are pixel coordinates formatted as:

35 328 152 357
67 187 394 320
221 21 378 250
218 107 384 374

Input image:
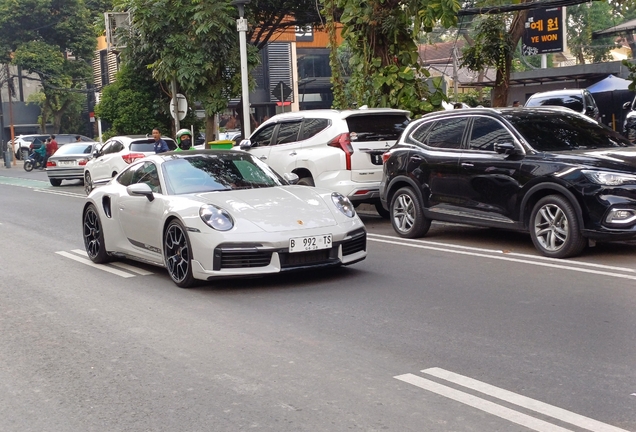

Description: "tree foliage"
567 2 616 64
327 0 459 117
0 0 95 133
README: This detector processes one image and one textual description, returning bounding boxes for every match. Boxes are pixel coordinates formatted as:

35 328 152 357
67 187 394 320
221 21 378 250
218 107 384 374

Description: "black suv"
380 107 636 258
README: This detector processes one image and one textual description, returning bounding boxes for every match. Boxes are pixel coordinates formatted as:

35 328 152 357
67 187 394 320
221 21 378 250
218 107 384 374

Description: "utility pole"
6 64 15 166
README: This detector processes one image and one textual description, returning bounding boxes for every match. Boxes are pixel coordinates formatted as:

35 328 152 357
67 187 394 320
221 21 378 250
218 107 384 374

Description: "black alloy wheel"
83 204 111 263
84 172 93 195
390 187 431 238
49 178 62 186
297 176 315 186
164 220 196 288
529 195 587 258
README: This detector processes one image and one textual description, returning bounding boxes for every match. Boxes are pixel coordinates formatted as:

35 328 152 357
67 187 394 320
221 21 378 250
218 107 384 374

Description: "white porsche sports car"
82 150 367 288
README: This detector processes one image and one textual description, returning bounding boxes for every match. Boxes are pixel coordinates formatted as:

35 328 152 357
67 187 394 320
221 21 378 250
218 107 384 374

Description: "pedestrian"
175 129 193 151
75 135 82 142
512 100 520 107
152 128 170 154
44 135 58 169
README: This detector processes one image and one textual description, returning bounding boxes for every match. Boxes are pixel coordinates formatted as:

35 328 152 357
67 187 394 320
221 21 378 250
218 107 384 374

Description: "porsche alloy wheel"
83 204 110 263
84 172 93 195
164 220 196 288
530 195 586 258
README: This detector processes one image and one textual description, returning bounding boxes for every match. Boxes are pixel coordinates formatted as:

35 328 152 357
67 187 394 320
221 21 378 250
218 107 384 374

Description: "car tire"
164 220 196 288
83 204 111 264
375 202 390 219
390 187 431 238
529 195 587 258
297 177 315 186
49 178 62 186
84 172 93 195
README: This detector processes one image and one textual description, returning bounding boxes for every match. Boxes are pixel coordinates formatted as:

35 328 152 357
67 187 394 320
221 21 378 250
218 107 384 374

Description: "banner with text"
522 7 563 56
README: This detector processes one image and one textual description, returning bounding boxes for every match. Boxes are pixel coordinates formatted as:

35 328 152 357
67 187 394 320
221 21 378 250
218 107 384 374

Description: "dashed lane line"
71 249 155 276
55 251 135 278
421 367 629 432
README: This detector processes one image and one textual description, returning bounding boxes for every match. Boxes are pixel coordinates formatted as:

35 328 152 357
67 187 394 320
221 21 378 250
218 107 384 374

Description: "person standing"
43 135 58 169
152 128 170 154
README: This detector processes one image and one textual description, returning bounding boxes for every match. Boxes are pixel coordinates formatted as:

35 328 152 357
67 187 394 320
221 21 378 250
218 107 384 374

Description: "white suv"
83 135 176 194
239 108 410 217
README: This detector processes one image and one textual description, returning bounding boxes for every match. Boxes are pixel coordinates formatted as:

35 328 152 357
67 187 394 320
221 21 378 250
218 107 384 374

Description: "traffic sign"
271 81 292 103
170 93 188 121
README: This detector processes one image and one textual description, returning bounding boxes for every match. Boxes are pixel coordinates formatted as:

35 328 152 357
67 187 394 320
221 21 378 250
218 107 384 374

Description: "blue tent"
587 75 634 131
587 74 631 93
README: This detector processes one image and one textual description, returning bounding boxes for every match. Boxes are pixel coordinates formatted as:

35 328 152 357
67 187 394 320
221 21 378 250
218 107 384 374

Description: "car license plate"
289 234 332 253
58 160 77 166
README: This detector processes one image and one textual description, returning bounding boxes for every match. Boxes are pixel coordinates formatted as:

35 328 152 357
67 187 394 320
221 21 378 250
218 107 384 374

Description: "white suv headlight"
582 170 636 186
331 192 355 218
200 205 234 231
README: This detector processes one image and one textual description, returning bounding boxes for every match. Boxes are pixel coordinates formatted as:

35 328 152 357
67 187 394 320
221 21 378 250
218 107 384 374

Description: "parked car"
238 107 411 218
622 96 636 142
83 135 176 195
46 142 100 186
380 107 636 258
82 150 367 288
11 134 49 160
524 89 600 122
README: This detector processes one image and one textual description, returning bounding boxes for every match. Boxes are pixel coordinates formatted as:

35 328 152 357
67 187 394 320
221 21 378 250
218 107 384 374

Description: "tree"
0 0 96 132
326 0 459 117
567 1 616 64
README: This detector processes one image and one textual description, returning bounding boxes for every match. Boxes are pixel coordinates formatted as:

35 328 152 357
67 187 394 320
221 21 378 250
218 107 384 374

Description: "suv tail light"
382 151 392 164
328 133 354 170
122 153 146 164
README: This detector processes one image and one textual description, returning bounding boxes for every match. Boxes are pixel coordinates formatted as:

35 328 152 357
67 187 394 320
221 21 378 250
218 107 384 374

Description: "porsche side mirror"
283 172 300 185
239 139 253 150
494 142 518 155
127 183 155 201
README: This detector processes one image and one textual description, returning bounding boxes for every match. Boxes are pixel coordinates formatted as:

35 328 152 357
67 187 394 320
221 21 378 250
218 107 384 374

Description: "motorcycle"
23 151 45 172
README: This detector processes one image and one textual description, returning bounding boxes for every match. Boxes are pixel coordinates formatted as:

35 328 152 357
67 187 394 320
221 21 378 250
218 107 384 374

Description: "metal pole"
0 83 7 168
7 65 16 166
237 15 251 137
171 77 180 132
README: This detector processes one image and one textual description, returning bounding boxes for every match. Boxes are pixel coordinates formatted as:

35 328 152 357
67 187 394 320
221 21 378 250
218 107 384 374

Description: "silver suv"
239 108 410 218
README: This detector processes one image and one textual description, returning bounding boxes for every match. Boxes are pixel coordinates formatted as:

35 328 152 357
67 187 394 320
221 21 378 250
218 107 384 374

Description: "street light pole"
232 0 251 139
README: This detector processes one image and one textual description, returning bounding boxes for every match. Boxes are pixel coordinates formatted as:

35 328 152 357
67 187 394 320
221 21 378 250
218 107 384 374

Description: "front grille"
280 249 331 268
342 231 367 256
216 249 272 270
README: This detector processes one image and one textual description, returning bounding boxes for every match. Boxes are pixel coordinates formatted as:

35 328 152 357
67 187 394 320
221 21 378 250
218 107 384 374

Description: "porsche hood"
195 186 340 232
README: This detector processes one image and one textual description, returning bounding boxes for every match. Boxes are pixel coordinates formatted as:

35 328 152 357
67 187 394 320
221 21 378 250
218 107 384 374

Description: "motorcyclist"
175 129 194 151
33 144 47 166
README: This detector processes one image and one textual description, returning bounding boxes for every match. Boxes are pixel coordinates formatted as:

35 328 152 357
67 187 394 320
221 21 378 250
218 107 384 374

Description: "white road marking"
55 251 135 278
34 188 85 198
367 237 636 281
422 367 630 432
395 373 574 432
71 249 154 275
110 262 154 275
367 233 635 273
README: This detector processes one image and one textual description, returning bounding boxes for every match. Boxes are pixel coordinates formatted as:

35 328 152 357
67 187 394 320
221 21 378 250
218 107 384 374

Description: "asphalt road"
1 166 635 431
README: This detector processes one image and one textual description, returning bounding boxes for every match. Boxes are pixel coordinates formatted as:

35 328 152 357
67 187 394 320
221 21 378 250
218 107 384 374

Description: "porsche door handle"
259 156 267 160
289 152 297 156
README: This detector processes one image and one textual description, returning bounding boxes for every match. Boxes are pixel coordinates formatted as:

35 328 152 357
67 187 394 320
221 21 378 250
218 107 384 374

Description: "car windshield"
346 114 410 141
503 111 633 151
162 153 286 195
54 143 94 155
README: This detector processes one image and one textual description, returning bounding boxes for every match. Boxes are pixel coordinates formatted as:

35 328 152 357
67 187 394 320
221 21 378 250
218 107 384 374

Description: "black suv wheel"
529 195 587 258
390 187 431 238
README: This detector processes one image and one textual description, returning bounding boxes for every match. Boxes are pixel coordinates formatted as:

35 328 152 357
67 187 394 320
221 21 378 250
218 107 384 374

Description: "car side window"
409 121 435 145
274 121 302 145
468 117 514 152
117 163 143 186
425 118 467 149
134 162 161 193
112 141 124 153
301 118 329 140
100 141 114 155
250 124 276 147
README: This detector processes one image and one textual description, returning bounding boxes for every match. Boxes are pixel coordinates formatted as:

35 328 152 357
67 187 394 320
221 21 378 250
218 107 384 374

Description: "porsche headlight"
200 205 234 231
331 192 355 218
582 170 636 186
